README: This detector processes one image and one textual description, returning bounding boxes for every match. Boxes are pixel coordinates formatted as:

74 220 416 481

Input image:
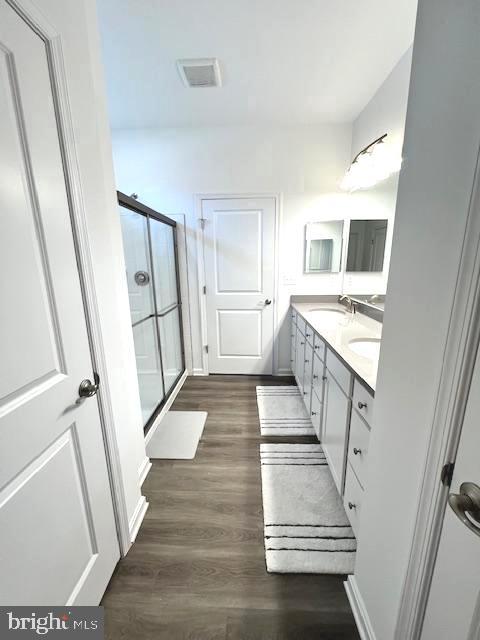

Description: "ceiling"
97 0 417 130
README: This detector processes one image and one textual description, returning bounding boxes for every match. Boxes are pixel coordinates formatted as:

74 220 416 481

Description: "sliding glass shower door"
118 192 185 430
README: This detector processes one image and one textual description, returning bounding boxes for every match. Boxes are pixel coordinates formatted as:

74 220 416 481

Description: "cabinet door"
295 329 305 391
322 370 351 494
303 341 314 413
310 390 322 441
290 311 296 374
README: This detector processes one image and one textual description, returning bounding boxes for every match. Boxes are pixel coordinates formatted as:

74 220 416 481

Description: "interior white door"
421 348 480 639
0 2 119 605
202 197 276 374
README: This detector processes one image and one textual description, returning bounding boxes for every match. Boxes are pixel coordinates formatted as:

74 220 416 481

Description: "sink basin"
307 307 345 315
348 338 381 360
306 308 346 328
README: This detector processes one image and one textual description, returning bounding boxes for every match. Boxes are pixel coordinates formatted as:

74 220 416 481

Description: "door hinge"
441 462 455 487
205 345 209 354
203 285 206 295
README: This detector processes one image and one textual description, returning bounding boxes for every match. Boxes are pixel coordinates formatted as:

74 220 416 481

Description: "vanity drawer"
312 354 324 398
305 324 314 348
353 379 375 425
344 462 363 539
313 333 326 362
348 410 370 488
326 348 352 397
310 389 322 440
297 315 306 337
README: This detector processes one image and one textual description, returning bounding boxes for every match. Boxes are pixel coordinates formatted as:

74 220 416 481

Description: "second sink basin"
348 338 381 360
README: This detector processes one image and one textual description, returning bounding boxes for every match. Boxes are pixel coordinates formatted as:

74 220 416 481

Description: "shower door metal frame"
118 191 186 434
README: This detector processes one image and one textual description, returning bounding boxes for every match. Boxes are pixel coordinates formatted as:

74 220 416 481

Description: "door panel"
217 309 262 356
0 2 118 605
202 198 275 374
422 349 480 639
322 372 350 494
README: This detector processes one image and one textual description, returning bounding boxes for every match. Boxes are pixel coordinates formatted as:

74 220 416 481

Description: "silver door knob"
448 482 480 538
78 373 99 399
264 299 272 305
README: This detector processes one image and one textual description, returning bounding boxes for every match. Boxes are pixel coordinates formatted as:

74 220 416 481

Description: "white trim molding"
344 577 377 640
6 0 132 555
138 456 152 486
194 192 281 376
129 496 149 543
395 145 480 639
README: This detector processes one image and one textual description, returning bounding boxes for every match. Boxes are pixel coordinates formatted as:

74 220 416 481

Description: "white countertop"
291 301 382 392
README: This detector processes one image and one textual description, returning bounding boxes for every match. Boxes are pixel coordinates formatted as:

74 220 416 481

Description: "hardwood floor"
102 375 360 640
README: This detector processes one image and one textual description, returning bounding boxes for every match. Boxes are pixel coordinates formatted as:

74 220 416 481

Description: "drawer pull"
303 391 307 396
358 401 367 410
314 345 320 350
311 411 317 416
322 375 327 381
301 341 305 345
348 502 356 510
313 374 318 380
305 359 309 364
306 333 311 337
353 447 362 455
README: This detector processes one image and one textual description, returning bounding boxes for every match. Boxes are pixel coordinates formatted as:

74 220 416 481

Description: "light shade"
340 135 402 192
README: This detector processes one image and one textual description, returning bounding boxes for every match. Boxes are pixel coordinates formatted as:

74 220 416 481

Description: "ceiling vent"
176 58 222 88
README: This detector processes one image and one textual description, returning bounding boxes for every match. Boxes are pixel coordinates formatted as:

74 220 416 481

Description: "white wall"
40 0 149 542
343 46 413 295
352 1 480 638
111 125 353 374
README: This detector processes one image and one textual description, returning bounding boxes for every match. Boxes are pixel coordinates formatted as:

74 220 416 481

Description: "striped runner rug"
260 443 356 574
256 386 315 436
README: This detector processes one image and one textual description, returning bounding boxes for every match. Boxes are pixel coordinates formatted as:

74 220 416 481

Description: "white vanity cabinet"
343 380 374 538
322 350 352 494
289 305 377 540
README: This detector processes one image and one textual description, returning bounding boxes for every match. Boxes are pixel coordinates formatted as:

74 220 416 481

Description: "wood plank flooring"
102 375 360 640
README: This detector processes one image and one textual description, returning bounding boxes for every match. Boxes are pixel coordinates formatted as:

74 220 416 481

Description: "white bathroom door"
0 2 119 605
201 197 276 374
421 347 480 639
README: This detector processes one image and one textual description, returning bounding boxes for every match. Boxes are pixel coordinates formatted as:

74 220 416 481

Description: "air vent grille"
176 58 221 88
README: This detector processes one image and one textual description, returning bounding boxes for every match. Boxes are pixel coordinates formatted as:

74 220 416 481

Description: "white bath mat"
260 443 356 574
147 411 207 459
256 386 315 436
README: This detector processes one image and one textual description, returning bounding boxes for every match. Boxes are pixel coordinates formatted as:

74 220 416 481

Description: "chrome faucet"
339 295 357 314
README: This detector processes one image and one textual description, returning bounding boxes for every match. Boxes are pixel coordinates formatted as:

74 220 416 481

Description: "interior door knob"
448 482 480 538
264 299 272 305
78 373 100 399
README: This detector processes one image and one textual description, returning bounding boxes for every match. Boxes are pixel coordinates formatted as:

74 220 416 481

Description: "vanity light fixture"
340 133 402 191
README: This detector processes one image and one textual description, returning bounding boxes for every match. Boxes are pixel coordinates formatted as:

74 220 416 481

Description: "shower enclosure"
118 192 185 430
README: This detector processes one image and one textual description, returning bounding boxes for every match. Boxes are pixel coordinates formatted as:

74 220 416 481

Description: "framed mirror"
304 221 344 273
346 219 388 272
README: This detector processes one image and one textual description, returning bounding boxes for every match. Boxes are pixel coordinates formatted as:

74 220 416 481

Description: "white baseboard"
276 367 293 376
193 367 208 376
128 495 149 544
138 456 152 486
344 576 376 640
144 369 188 445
